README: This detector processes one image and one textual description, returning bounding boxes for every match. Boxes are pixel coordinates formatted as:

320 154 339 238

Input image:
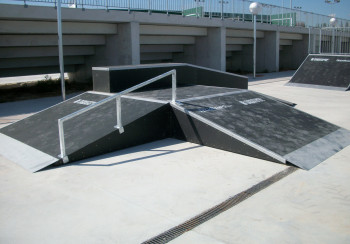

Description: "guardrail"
2 0 350 28
58 69 176 163
316 27 350 54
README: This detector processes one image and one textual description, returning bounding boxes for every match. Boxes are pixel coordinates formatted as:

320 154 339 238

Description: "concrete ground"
1 72 350 243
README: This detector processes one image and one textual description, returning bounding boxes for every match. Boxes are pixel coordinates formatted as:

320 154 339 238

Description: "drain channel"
142 166 298 244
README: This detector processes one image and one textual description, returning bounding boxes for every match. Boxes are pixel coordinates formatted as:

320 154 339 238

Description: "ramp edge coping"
285 82 347 91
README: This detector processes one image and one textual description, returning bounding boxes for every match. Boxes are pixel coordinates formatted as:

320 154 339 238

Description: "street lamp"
56 0 65 101
330 17 337 53
249 2 262 78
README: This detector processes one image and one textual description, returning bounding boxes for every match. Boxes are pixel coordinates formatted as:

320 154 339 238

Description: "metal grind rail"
57 69 177 163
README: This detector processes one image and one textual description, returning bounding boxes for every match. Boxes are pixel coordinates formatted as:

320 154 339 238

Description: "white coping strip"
87 91 115 96
171 103 286 164
0 133 58 173
178 90 248 102
285 82 346 91
88 91 168 104
122 95 168 104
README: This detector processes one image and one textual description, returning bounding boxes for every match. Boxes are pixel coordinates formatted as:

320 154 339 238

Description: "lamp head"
330 17 337 26
249 2 263 15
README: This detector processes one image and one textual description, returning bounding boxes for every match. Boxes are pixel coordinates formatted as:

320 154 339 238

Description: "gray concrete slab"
0 74 350 243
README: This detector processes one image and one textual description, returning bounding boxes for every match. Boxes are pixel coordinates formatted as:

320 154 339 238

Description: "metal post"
56 0 65 101
232 0 234 21
209 0 212 19
128 0 130 13
253 14 257 78
166 0 169 15
242 1 244 21
58 120 68 163
308 27 311 54
171 71 176 103
221 0 224 20
148 0 151 14
331 28 335 53
282 0 284 26
182 0 184 16
105 0 108 11
115 97 124 133
196 0 198 18
319 28 322 53
339 30 342 53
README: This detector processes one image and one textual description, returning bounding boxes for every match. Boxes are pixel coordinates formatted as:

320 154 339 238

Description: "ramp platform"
1 63 350 172
286 54 350 91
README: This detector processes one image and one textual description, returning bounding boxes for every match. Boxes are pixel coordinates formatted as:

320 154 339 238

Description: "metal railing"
318 27 350 54
308 27 350 54
2 0 350 28
57 69 176 163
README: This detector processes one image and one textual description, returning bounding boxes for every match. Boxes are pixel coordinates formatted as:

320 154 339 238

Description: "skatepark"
1 67 350 243
1 0 350 243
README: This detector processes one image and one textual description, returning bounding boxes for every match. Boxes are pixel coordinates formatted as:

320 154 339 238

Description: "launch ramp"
287 54 350 91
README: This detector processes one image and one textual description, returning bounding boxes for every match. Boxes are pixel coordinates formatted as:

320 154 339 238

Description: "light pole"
249 2 262 79
330 17 337 53
56 0 65 101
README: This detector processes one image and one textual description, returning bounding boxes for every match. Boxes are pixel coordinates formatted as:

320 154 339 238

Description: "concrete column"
291 34 309 69
195 27 226 71
70 22 140 82
256 30 280 72
116 22 140 65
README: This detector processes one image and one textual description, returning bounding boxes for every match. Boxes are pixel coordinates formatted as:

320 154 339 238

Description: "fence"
309 27 350 54
2 0 350 28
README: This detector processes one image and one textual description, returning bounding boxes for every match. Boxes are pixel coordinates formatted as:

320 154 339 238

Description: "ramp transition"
1 63 350 172
286 54 350 91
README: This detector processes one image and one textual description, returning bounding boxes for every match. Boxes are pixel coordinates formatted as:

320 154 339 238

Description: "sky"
258 0 350 20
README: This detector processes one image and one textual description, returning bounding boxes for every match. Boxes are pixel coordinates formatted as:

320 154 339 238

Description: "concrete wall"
0 3 319 81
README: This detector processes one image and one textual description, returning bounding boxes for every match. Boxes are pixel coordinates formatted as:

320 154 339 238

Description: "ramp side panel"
66 104 172 163
0 133 58 172
288 54 350 90
63 97 166 156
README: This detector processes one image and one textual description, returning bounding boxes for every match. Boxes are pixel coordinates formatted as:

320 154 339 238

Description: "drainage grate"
142 166 298 244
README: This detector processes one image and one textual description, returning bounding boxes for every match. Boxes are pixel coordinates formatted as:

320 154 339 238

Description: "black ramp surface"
173 91 350 169
287 54 350 90
0 92 167 172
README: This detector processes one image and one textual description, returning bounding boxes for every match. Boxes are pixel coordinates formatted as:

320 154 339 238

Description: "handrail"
58 69 177 163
